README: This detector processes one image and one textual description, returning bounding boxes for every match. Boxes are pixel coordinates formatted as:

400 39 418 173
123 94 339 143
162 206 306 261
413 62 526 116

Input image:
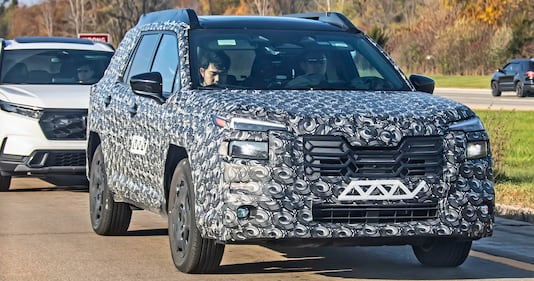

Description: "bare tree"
39 0 55 36
67 0 87 35
249 0 271 15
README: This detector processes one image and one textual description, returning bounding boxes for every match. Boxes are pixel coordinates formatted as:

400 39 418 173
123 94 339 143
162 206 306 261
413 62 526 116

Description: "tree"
0 0 18 37
39 0 55 36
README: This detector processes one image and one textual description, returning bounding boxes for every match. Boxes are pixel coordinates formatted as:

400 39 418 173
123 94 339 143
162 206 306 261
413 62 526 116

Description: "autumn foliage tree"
3 0 533 75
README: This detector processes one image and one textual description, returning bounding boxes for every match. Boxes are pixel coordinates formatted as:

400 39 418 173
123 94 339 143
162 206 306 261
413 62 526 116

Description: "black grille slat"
312 204 439 224
39 109 88 140
303 136 443 179
44 151 86 167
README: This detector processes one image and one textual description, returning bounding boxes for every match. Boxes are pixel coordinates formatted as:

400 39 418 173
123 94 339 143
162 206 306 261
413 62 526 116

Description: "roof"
197 16 350 32
14 36 95 45
2 36 114 52
137 8 361 33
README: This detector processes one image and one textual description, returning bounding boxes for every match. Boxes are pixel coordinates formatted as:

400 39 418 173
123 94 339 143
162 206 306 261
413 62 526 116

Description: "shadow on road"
126 228 168 236
217 245 534 280
8 185 88 193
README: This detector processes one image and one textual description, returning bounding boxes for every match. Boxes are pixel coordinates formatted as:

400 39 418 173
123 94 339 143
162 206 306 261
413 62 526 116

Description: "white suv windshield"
1 49 113 85
190 29 410 91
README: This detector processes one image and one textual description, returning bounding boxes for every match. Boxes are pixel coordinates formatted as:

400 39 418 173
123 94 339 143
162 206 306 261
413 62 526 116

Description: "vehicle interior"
1 49 113 85
190 29 410 91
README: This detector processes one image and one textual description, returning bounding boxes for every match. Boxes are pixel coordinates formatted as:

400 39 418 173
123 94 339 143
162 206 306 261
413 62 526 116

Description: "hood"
0 84 90 109
187 89 476 146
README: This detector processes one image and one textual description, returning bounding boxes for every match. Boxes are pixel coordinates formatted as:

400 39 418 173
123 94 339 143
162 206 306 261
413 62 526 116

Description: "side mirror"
409 74 435 94
130 72 164 103
498 68 505 73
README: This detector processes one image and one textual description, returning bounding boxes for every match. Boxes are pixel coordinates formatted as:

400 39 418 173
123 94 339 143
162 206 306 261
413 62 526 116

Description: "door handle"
128 104 138 116
103 95 111 107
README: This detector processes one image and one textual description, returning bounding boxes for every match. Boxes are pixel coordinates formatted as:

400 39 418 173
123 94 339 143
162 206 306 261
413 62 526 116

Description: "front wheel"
0 175 11 192
89 145 132 235
168 158 224 273
412 238 472 267
516 82 526 97
491 81 501 96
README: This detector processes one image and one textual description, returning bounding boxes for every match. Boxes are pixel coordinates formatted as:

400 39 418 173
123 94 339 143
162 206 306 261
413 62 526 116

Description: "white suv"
0 37 114 191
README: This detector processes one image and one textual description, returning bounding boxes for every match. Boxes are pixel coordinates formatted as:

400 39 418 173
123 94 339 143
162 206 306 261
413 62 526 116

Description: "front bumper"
196 131 495 243
0 149 86 176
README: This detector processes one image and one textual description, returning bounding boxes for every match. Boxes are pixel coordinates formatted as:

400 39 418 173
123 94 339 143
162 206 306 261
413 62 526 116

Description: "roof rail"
14 36 95 45
137 8 200 28
283 12 361 33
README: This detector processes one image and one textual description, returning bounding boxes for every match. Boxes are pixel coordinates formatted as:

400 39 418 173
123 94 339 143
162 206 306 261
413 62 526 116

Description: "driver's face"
302 56 327 75
200 63 227 86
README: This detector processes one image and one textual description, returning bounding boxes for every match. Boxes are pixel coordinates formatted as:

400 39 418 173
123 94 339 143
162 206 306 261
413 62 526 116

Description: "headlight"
228 141 268 159
212 115 287 132
0 100 43 119
449 118 489 159
467 140 488 159
449 117 484 132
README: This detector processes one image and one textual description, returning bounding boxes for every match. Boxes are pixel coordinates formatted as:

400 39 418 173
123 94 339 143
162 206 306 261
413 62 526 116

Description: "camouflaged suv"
87 9 495 273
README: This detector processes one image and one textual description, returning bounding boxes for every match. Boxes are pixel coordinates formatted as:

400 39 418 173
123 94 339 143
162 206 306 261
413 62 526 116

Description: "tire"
168 158 224 273
89 145 132 235
412 238 472 267
516 82 526 97
491 81 501 97
0 175 11 192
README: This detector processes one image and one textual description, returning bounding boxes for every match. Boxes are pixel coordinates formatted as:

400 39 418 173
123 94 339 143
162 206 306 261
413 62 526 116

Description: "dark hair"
77 60 96 70
302 50 326 60
200 50 230 70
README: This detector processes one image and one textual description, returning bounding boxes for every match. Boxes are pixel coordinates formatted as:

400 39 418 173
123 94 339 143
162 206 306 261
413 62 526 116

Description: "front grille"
312 203 439 224
39 109 87 140
303 135 443 180
28 151 86 168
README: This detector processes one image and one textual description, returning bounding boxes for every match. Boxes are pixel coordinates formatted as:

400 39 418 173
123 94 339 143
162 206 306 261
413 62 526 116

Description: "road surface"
434 88 534 110
1 178 533 281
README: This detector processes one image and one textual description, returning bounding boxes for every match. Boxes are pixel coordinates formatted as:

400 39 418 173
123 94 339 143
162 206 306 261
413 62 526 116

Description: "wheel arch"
163 144 188 213
87 131 101 176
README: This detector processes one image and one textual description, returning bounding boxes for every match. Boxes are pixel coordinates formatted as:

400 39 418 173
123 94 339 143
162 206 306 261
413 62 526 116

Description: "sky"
18 0 41 6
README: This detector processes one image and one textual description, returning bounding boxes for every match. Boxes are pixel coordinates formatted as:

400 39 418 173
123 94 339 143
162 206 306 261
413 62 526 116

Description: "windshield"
189 29 410 91
0 49 113 85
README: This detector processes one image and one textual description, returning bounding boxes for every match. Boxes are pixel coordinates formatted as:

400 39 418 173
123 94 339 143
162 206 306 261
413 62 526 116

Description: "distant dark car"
491 58 534 97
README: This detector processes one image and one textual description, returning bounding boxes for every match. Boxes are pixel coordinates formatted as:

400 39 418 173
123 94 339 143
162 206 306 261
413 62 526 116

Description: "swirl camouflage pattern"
88 15 494 247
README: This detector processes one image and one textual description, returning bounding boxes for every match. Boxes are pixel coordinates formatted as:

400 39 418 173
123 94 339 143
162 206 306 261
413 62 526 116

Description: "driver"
199 50 230 86
286 51 327 88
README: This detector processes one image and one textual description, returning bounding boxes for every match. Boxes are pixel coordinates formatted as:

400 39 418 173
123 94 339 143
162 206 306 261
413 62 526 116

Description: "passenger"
199 50 230 86
286 51 327 88
76 62 98 84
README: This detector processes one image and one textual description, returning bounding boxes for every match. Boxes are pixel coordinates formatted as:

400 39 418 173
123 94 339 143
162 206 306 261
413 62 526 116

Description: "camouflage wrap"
88 21 494 243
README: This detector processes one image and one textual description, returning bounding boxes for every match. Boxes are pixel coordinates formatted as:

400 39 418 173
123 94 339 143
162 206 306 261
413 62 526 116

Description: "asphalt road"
1 178 533 281
434 88 534 110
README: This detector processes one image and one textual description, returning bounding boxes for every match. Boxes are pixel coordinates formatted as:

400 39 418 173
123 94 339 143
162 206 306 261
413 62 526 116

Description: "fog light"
467 140 488 159
237 206 251 220
229 141 268 159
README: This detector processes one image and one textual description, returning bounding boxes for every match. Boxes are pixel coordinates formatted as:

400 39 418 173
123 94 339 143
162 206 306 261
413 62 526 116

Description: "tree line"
1 0 532 75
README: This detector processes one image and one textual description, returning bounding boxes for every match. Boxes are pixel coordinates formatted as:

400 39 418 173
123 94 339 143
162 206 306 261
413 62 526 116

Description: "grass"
476 110 534 209
429 75 491 89
407 76 533 209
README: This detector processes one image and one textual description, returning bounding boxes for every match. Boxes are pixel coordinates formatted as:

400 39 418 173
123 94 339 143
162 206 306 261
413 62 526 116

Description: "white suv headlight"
0 100 43 119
